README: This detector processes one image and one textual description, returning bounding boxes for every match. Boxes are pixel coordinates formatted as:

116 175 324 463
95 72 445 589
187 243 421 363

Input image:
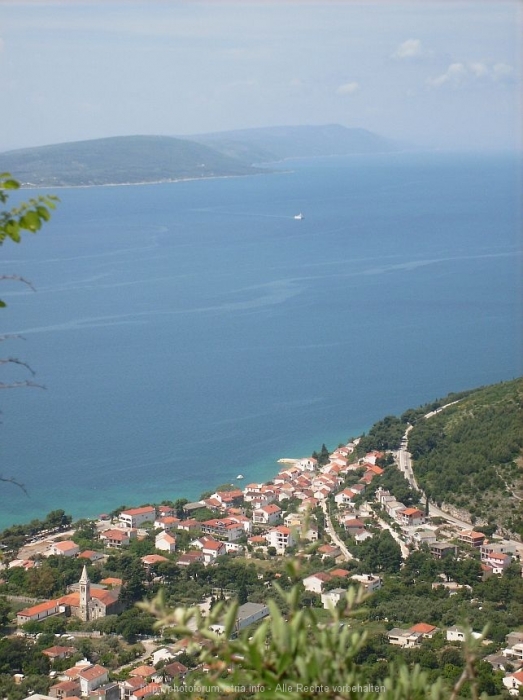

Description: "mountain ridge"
0 125 399 187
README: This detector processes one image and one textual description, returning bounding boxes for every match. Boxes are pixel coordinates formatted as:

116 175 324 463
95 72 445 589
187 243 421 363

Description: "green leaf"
3 179 20 190
36 206 51 221
0 300 6 308
5 220 21 242
20 211 41 232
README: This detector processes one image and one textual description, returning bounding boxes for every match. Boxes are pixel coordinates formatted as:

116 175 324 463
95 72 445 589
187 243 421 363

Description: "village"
2 436 523 698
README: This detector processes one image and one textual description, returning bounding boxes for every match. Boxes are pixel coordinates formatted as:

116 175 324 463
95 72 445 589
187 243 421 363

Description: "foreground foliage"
0 173 58 302
144 565 488 700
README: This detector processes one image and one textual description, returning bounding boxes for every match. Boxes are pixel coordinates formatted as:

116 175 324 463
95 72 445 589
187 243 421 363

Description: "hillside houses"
5 432 523 700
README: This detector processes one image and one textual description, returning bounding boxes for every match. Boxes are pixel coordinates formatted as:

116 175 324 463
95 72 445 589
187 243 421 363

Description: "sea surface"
0 152 521 528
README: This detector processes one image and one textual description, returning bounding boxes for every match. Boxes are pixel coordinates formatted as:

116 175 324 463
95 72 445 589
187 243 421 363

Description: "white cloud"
336 82 360 95
392 39 424 59
427 61 515 88
427 62 467 87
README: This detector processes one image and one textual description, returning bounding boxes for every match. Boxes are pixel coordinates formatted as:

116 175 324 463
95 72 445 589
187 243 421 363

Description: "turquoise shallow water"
0 152 521 527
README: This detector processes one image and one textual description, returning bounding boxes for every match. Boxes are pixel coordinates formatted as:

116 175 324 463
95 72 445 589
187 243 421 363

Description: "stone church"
58 566 122 621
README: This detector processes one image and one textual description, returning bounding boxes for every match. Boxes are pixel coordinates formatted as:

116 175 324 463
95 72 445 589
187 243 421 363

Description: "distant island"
0 125 399 188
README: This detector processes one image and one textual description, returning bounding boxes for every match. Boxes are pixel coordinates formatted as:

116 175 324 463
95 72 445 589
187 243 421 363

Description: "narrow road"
396 401 523 552
321 501 355 562
375 517 410 559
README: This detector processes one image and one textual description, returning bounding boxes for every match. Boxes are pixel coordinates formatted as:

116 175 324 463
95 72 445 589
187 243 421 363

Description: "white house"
77 665 109 695
334 489 358 507
193 537 226 564
119 506 156 529
303 572 332 594
200 518 244 542
154 516 180 531
297 457 318 472
398 508 425 527
236 602 270 632
504 643 523 662
266 526 296 554
503 671 523 696
481 551 512 574
252 504 281 525
151 647 176 666
446 626 482 643
350 574 382 593
321 588 346 609
411 529 438 547
155 531 176 553
48 541 79 558
387 629 422 647
99 529 134 548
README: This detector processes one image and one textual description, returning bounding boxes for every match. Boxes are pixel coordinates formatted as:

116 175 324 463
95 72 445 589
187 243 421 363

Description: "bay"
0 151 521 528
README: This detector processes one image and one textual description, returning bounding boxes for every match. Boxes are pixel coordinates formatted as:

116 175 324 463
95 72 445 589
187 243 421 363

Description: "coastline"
17 169 287 191
0 426 362 531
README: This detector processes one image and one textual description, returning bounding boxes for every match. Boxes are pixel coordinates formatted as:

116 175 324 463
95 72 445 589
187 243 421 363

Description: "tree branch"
0 380 46 390
0 274 36 292
0 357 36 375
0 475 28 496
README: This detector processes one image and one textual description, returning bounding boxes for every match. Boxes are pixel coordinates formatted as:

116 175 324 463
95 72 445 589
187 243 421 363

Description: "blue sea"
0 152 521 528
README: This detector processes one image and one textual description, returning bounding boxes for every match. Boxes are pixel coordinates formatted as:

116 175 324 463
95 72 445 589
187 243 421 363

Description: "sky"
0 0 521 152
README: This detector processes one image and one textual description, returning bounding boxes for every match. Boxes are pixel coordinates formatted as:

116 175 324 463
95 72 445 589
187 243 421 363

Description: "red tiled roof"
101 577 122 586
402 508 423 516
78 664 107 681
410 622 437 634
330 569 350 578
58 587 117 607
42 645 76 657
18 599 59 617
121 506 155 516
274 526 291 535
130 665 156 678
100 529 129 541
53 540 78 552
141 554 169 565
309 572 331 581
460 530 485 539
50 681 80 692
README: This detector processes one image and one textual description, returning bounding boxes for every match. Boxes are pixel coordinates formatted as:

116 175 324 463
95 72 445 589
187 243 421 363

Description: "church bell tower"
79 565 91 622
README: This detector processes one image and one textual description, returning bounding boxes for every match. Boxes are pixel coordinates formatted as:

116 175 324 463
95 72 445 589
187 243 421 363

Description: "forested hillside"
409 378 523 535
0 136 263 187
355 379 523 536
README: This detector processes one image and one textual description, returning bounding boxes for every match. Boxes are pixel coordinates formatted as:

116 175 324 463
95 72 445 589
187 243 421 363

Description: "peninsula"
0 125 399 188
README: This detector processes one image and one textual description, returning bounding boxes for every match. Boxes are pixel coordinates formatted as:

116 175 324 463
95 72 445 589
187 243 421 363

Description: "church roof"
58 587 118 608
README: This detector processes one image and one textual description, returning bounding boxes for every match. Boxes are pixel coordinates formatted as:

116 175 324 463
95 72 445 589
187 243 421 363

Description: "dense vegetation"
409 379 523 533
357 388 478 455
0 136 264 187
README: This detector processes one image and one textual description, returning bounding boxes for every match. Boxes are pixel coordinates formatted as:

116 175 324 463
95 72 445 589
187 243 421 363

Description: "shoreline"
17 169 289 191
0 426 360 531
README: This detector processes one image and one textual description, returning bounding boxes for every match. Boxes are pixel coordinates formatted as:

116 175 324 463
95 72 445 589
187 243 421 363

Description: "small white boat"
294 213 304 220
236 474 244 480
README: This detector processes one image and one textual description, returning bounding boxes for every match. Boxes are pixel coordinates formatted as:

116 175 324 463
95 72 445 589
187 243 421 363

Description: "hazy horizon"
0 1 521 153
